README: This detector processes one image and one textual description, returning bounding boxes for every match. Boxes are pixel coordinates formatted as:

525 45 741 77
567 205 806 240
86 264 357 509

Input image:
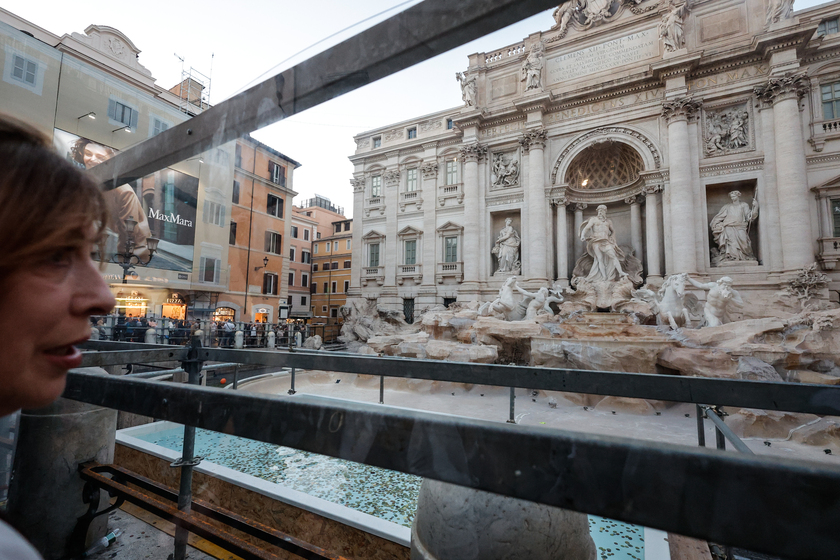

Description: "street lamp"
111 216 159 284
254 256 269 272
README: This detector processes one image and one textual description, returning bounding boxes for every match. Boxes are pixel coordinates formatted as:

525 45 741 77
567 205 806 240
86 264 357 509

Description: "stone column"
520 129 549 282
383 170 401 289
662 97 702 274
419 162 439 289
627 196 643 260
348 178 365 296
756 100 784 270
555 197 570 283
644 185 663 280
756 73 814 270
460 143 487 290
573 204 586 263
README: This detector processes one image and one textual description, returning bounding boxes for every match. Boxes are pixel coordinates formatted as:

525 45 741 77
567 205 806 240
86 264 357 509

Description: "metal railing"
65 339 840 560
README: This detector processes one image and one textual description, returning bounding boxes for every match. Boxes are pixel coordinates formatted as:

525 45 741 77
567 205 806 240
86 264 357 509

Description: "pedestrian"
223 318 235 347
0 113 115 558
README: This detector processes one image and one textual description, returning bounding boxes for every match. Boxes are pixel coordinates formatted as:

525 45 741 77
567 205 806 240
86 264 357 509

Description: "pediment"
70 25 151 77
812 173 840 192
436 221 463 233
398 225 423 237
362 230 385 240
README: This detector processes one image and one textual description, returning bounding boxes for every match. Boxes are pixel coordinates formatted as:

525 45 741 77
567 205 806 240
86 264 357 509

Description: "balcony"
809 119 840 152
818 237 840 270
438 183 463 207
365 196 385 217
436 261 463 283
362 265 385 286
397 263 422 284
399 190 423 212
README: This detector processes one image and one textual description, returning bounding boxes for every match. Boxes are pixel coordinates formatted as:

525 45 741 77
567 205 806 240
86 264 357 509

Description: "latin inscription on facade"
480 120 525 138
546 28 659 84
491 74 519 99
688 64 769 92
545 89 663 123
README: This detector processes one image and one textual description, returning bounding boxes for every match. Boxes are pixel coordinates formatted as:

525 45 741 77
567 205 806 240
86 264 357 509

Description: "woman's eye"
47 248 73 267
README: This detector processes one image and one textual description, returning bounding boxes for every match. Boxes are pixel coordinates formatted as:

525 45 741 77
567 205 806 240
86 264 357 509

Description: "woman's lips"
42 344 84 370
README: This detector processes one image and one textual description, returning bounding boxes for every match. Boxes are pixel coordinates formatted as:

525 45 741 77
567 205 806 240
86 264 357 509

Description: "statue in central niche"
579 205 628 283
492 218 521 275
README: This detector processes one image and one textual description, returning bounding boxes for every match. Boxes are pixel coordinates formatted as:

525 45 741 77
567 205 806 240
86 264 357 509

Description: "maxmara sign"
546 28 659 83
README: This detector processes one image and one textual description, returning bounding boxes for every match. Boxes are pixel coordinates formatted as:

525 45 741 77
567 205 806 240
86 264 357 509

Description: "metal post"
173 336 204 560
696 404 705 447
379 375 384 404
289 367 296 395
507 387 516 423
232 364 239 390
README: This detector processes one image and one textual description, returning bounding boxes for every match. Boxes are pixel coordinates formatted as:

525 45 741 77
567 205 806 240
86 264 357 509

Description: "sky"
3 0 828 218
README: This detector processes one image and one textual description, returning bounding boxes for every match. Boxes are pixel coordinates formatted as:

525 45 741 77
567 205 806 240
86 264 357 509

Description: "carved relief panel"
490 150 521 190
701 100 754 158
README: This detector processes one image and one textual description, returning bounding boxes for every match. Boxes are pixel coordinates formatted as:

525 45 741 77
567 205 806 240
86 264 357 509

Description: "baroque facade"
348 0 840 312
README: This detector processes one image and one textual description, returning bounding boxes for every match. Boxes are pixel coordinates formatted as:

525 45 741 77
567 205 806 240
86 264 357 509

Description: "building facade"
312 219 354 322
349 0 840 312
289 208 317 319
0 9 236 320
221 135 299 323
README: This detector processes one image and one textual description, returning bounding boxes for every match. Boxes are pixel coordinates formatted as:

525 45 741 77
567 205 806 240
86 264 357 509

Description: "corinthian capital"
754 72 809 105
519 128 547 151
351 178 365 192
459 143 487 163
420 161 439 180
661 96 702 123
383 170 401 186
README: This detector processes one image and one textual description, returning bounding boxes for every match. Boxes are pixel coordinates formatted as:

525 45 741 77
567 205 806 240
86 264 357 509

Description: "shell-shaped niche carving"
565 141 643 191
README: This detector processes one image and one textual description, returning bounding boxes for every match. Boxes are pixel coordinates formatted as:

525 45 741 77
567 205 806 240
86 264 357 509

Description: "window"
323 282 329 294
313 264 318 272
373 136 381 148
290 247 296 262
332 262 339 270
312 283 317 293
314 244 319 254
821 82 840 121
11 55 36 86
302 273 309 288
199 257 220 283
346 239 351 249
152 118 169 136
443 297 456 308
267 194 284 217
404 240 417 265
343 281 349 293
288 272 294 287
331 281 337 294
265 231 282 254
109 99 137 129
445 236 458 262
301 296 307 307
331 308 339 318
203 201 225 226
818 17 839 35
369 243 380 267
344 260 351 269
334 241 339 251
406 168 418 192
302 251 311 264
235 144 242 168
316 232 321 239
304 229 310 241
263 273 278 295
232 181 240 204
335 223 342 233
446 118 454 130
833 198 840 237
407 127 417 139
325 242 331 253
446 160 458 185
371 176 382 197
292 226 299 238
322 306 327 312
229 222 237 245
344 222 350 232
268 161 286 186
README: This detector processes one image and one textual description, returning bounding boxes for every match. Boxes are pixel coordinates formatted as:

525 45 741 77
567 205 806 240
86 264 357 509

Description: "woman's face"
0 238 115 416
82 143 114 169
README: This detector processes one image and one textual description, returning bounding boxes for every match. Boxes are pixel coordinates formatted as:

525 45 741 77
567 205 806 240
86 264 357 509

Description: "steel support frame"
63 370 840 560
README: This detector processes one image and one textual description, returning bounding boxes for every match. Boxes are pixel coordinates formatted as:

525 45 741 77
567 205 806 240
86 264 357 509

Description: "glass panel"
828 18 839 34
405 240 416 264
445 237 458 262
824 101 835 121
371 176 382 197
832 198 840 237
369 243 380 267
406 168 417 191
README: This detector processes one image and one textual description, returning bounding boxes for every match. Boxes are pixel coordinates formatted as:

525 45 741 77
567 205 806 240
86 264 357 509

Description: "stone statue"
579 205 628 283
631 273 701 329
687 275 744 327
515 283 564 319
552 0 580 36
492 218 521 274
521 43 544 91
580 0 615 26
455 72 477 107
710 190 758 264
491 153 520 187
658 0 691 52
478 277 518 319
766 0 794 26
